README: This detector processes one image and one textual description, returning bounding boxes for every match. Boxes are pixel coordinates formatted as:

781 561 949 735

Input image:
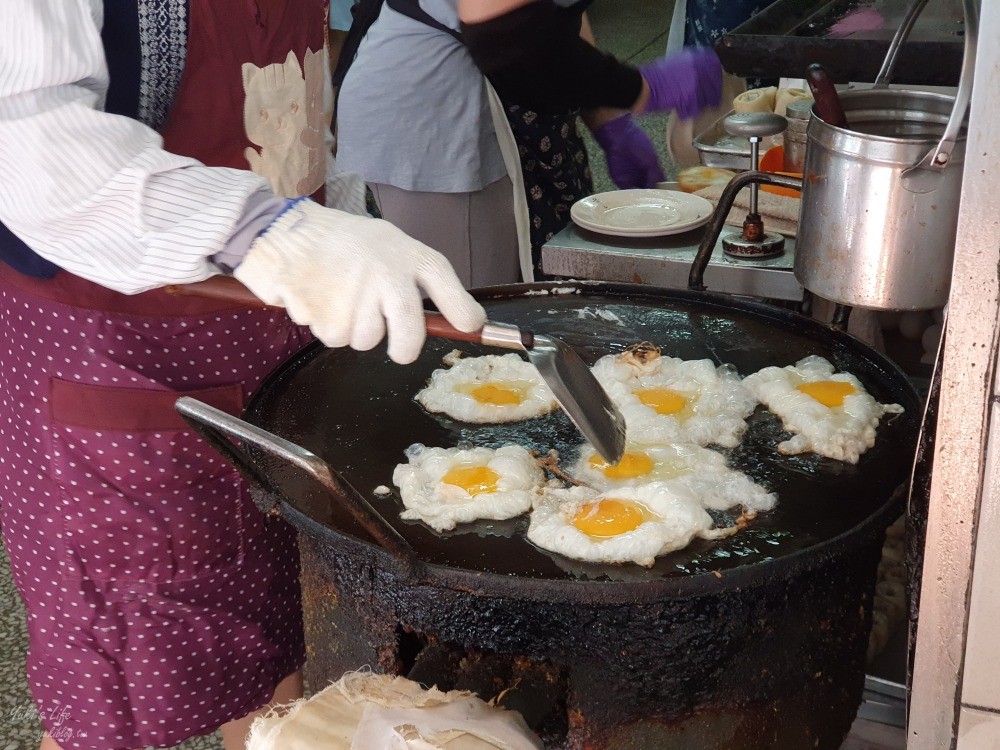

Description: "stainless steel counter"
541 224 804 302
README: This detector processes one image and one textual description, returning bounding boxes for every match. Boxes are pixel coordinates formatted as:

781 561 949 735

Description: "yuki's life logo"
8 702 86 743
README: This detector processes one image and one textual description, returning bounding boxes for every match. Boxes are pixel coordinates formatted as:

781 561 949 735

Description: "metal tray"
716 0 965 85
693 109 752 169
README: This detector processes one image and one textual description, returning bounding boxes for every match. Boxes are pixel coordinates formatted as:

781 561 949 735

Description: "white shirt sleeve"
0 0 275 294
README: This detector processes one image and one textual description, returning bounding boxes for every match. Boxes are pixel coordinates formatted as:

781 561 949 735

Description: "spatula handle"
424 311 532 350
805 64 849 129
424 310 485 343
165 276 270 307
166 285 524 350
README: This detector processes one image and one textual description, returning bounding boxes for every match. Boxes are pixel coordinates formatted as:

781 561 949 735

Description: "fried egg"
416 353 557 423
393 444 545 531
743 355 904 463
573 442 776 513
592 344 757 448
527 483 725 566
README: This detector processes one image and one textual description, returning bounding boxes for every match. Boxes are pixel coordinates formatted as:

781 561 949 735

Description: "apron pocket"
48 379 248 585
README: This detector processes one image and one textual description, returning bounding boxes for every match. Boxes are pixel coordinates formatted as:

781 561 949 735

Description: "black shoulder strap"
332 0 388 89
386 0 463 42
333 0 462 91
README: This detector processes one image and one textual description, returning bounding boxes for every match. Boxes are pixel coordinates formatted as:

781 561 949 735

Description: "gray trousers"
370 176 521 289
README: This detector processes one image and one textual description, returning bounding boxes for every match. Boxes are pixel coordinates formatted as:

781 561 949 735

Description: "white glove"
235 200 486 364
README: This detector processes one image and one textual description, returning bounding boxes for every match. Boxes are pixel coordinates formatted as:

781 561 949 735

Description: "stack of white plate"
570 189 714 238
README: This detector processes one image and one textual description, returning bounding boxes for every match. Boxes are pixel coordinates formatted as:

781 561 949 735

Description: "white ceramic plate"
570 189 714 238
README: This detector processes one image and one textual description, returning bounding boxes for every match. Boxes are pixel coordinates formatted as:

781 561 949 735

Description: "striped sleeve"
0 0 275 294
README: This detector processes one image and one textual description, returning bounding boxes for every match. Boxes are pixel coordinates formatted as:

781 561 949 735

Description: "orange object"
759 146 802 198
796 381 858 408
571 499 648 537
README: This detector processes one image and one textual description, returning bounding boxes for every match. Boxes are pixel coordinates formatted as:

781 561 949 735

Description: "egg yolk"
635 387 687 415
796 380 858 407
589 451 654 480
441 465 500 495
571 498 648 537
469 382 523 406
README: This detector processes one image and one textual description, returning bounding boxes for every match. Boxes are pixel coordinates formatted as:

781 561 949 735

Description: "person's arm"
576 14 631 129
458 0 531 23
0 0 485 363
0 0 278 294
458 0 721 118
578 15 664 190
460 0 642 115
458 0 646 113
578 9 595 45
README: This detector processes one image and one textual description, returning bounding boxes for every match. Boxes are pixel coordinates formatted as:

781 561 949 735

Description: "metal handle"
175 397 421 571
688 170 804 291
163 293 531 357
873 0 978 191
902 0 977 190
874 0 933 88
830 303 853 332
805 64 849 128
723 112 790 215
722 112 788 139
424 311 532 350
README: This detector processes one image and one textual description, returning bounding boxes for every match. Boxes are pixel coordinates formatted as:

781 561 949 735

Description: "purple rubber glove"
639 48 723 119
592 115 666 190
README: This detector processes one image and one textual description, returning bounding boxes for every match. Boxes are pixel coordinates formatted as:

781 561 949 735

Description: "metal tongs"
425 311 626 464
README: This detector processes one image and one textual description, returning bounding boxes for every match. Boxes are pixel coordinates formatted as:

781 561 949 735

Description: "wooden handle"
164 276 271 307
424 310 484 344
805 64 849 129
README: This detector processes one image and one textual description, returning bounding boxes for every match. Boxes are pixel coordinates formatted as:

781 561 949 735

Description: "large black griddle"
243 282 920 585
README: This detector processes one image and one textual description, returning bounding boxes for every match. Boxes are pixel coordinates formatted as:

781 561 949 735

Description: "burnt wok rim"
277 481 904 603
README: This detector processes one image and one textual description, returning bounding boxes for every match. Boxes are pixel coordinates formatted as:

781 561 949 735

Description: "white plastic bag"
247 671 544 750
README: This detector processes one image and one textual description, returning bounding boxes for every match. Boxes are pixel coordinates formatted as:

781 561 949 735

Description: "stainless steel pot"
795 89 966 310
794 0 976 311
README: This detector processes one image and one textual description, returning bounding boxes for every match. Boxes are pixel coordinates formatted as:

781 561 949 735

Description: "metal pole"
908 0 1000 746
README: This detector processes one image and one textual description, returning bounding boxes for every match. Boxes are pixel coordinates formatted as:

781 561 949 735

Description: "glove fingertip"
382 283 427 364
313 330 352 350
416 255 487 334
447 298 488 333
389 350 419 365
387 335 424 365
351 320 387 352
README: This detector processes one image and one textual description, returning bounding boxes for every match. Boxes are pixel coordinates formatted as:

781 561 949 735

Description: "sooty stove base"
296 532 881 750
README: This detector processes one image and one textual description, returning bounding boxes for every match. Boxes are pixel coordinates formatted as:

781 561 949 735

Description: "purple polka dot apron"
0 1 326 747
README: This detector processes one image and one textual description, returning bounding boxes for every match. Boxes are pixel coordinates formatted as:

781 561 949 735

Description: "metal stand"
720 112 788 260
689 170 803 292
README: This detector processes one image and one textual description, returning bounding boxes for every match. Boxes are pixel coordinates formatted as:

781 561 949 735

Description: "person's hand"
592 114 665 189
234 200 487 364
638 48 723 119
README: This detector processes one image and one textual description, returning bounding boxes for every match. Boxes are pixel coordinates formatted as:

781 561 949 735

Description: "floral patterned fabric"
685 1 772 89
684 0 766 47
503 104 593 278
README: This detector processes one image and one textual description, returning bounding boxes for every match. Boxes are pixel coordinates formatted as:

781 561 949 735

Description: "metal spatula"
425 311 626 464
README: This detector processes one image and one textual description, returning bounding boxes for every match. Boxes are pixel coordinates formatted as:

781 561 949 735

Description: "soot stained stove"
183 286 919 750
